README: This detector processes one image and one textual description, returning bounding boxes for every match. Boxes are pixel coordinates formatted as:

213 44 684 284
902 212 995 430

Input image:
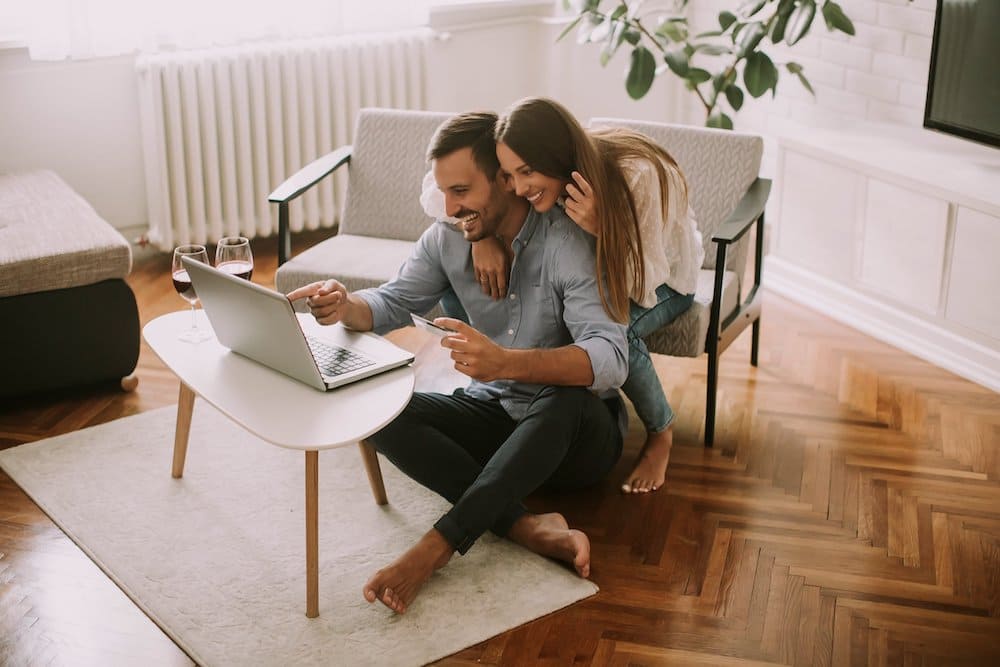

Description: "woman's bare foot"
507 512 591 578
621 426 673 494
362 529 454 614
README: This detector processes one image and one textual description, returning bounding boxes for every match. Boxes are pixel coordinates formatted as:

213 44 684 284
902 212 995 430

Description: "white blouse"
622 156 704 308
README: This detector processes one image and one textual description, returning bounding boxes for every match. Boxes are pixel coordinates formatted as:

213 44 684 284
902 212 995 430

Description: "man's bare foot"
362 529 454 614
621 426 673 494
508 512 591 578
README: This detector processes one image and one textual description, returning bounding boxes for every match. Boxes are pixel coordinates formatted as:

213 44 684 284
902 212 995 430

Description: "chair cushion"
275 233 416 304
0 170 132 298
276 234 447 318
641 268 739 358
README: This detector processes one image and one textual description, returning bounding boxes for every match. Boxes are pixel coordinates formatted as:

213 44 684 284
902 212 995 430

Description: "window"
9 0 446 60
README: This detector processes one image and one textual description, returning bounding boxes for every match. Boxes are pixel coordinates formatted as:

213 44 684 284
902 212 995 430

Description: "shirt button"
509 293 517 300
507 329 514 335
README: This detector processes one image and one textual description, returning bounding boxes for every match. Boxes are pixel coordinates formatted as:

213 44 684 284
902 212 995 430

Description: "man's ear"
494 169 514 193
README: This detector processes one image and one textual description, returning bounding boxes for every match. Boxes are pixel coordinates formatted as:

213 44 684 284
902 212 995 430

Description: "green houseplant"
562 0 908 128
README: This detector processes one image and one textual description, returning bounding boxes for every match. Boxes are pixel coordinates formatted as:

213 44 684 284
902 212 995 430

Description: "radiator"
136 29 430 251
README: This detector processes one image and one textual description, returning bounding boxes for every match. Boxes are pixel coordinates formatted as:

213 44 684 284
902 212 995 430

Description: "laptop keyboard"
306 336 376 377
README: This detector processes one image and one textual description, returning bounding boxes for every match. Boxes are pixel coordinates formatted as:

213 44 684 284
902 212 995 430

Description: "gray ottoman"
0 170 140 398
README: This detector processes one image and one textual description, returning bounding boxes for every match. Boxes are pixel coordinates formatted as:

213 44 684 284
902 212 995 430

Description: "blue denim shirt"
356 206 628 422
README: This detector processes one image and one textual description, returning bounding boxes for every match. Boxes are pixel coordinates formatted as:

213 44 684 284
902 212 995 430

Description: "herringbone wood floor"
2 234 998 665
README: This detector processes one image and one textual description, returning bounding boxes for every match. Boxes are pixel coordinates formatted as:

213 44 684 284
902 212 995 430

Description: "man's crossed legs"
364 385 622 613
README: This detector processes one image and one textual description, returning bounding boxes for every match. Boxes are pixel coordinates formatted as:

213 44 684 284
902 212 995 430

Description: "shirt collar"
512 207 543 249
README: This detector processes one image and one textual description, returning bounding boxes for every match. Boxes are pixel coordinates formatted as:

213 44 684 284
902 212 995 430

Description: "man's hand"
435 317 508 381
286 279 351 326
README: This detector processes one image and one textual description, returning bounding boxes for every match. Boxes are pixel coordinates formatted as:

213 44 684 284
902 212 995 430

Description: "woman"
488 97 704 494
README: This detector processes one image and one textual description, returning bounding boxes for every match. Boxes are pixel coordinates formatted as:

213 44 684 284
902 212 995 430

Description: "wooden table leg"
172 383 196 478
359 439 387 506
305 450 319 618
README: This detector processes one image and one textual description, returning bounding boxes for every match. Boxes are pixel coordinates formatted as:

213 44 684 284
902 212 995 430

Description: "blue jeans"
623 283 694 433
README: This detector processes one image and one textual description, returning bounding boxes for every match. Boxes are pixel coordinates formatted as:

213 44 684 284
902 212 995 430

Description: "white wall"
0 7 685 236
0 50 148 230
0 0 947 235
685 0 937 131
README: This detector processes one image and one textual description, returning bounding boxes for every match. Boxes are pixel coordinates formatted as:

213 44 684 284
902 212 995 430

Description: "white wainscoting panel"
946 206 1000 341
859 178 948 314
776 151 859 281
770 124 1000 394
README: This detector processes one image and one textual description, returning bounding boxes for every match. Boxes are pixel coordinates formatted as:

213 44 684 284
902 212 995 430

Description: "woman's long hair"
495 97 687 322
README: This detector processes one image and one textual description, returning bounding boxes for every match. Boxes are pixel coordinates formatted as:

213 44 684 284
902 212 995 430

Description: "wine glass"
215 236 254 281
171 244 212 343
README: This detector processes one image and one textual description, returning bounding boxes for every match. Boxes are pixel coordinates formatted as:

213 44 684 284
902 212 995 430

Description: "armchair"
271 109 769 447
271 108 452 298
590 118 770 446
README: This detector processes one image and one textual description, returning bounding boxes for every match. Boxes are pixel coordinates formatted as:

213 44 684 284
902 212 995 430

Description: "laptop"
181 257 414 390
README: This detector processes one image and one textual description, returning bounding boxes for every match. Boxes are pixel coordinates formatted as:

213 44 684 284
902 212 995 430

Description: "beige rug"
0 404 597 666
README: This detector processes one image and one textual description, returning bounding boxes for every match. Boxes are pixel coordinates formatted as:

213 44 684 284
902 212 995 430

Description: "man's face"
432 147 510 242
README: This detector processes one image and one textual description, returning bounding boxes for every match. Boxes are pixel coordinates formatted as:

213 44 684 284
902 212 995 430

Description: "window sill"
428 0 555 30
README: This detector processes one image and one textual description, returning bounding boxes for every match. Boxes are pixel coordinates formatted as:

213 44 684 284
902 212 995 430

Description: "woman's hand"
564 171 599 236
470 236 510 299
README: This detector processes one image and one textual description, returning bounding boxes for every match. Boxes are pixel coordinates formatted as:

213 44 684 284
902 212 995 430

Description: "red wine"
217 260 253 281
172 269 198 304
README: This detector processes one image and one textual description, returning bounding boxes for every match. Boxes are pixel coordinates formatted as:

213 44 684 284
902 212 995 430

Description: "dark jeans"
368 386 623 554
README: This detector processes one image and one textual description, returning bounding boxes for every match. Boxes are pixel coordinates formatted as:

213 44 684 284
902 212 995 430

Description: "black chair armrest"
268 145 353 204
270 145 352 265
707 177 771 355
711 177 772 245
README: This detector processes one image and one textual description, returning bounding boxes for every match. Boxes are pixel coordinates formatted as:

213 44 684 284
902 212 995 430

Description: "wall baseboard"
766 256 1000 394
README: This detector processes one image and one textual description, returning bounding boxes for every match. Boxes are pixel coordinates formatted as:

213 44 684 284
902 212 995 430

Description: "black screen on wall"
924 0 1000 148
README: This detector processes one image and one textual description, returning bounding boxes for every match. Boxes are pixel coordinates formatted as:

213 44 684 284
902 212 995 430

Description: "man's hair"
427 111 500 179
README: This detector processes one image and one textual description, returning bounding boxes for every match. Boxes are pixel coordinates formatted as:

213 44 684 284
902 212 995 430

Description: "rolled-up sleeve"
355 225 451 335
552 227 629 393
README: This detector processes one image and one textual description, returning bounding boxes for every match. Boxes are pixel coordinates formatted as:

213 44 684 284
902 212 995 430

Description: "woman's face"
495 142 567 213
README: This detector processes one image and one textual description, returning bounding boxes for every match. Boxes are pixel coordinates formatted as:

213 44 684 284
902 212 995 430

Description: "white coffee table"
143 309 414 617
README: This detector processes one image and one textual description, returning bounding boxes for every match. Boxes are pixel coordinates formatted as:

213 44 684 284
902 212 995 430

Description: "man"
287 111 628 614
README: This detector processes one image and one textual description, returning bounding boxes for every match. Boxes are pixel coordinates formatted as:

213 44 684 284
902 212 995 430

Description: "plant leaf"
786 0 817 46
695 43 732 56
731 22 747 43
686 68 712 84
743 50 778 97
718 10 737 31
663 48 690 76
626 46 657 99
821 1 855 36
707 111 734 129
557 15 584 42
600 20 627 66
657 18 689 42
725 84 745 110
787 62 815 95
736 21 766 57
712 69 737 93
623 28 641 45
738 0 767 17
770 0 795 42
589 16 612 43
610 3 627 21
